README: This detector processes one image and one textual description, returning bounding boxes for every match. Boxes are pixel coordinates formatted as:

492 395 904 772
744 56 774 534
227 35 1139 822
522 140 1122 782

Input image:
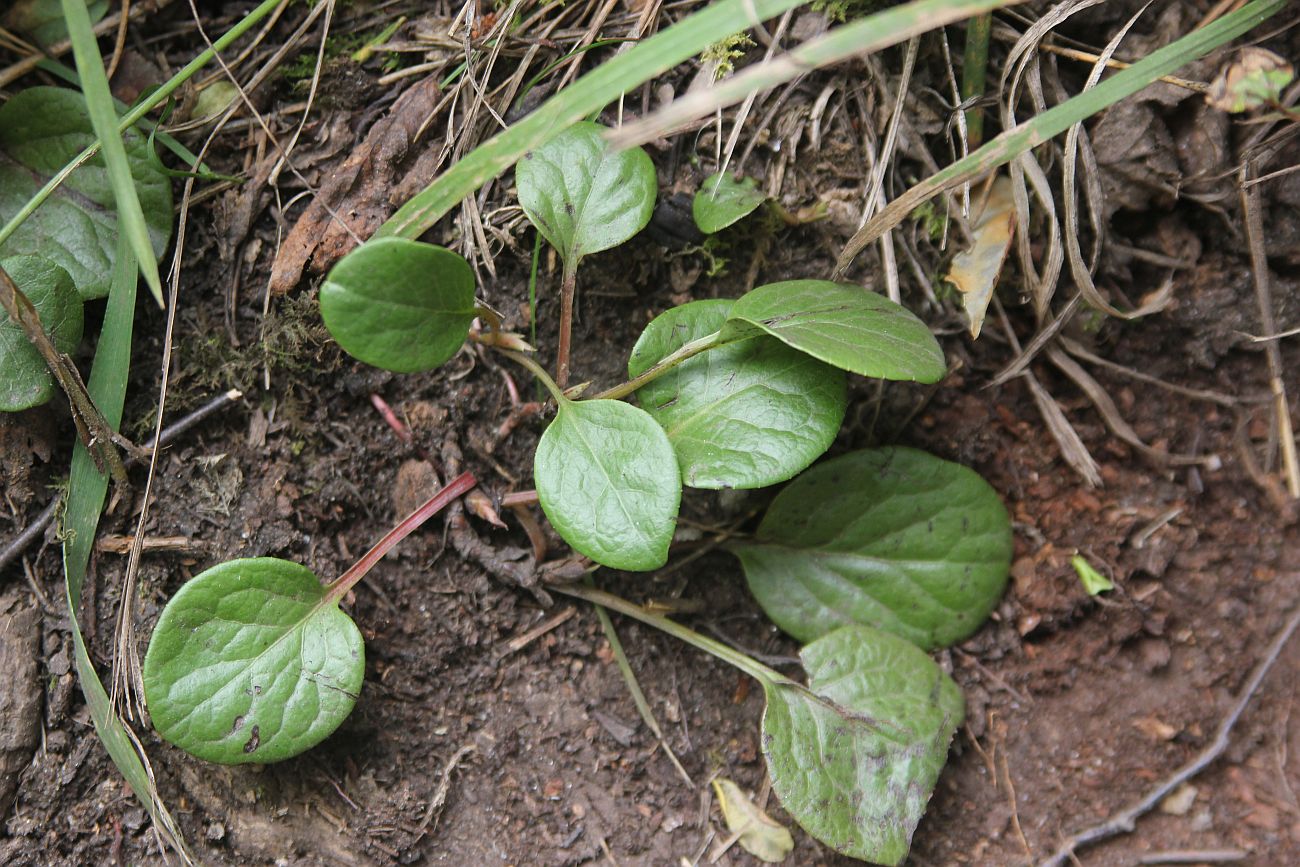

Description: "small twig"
1239 162 1300 498
1137 850 1247 865
1036 44 1206 92
0 266 134 484
0 388 243 576
501 489 540 509
1060 337 1249 408
496 606 576 657
1039 606 1300 866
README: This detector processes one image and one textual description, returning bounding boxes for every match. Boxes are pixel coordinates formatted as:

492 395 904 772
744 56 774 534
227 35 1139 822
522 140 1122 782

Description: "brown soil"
2 3 1299 866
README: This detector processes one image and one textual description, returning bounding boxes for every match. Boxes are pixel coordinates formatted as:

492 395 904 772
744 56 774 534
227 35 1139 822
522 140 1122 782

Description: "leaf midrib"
562 405 652 549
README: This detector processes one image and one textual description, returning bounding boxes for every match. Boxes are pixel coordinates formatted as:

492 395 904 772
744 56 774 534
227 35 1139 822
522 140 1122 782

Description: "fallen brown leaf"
268 75 441 294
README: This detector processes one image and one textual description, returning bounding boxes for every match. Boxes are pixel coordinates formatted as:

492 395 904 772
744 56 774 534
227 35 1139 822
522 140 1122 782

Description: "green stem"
324 471 476 605
0 0 287 251
553 583 787 686
499 349 568 404
961 12 992 148
589 329 731 401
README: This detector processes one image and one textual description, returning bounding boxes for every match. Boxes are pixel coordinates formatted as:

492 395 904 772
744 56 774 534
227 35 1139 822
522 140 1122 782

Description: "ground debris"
268 75 441 295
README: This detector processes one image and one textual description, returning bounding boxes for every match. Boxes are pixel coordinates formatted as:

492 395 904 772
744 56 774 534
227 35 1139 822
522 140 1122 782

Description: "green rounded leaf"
143 558 364 765
693 171 766 234
535 399 681 571
628 299 845 489
0 87 172 300
763 625 963 866
516 121 656 266
0 255 82 411
722 280 946 383
733 447 1011 649
320 237 476 373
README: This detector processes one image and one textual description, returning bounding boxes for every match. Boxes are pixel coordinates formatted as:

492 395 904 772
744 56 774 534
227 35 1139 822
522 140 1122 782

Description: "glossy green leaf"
722 280 946 383
763 625 963 865
733 447 1011 649
535 398 681 571
143 557 363 765
0 255 83 411
516 122 656 267
693 172 766 234
628 299 845 489
0 87 171 300
319 237 476 373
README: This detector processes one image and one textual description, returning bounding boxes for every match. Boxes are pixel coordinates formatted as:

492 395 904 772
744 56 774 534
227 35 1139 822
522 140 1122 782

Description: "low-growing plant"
4 0 1275 861
692 170 766 234
0 86 173 411
145 120 1014 864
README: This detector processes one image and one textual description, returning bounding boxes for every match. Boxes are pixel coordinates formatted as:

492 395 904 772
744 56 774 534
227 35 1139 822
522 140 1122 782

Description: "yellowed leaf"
944 177 1016 339
712 777 794 863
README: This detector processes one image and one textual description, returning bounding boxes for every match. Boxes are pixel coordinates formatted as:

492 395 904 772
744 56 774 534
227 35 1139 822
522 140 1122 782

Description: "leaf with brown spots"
762 625 963 865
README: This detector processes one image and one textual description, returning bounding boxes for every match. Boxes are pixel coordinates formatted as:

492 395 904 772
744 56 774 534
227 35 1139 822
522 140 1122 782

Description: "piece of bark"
0 589 41 818
268 75 442 295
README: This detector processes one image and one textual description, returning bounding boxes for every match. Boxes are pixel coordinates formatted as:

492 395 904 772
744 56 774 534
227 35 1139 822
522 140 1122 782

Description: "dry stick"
1045 347 1220 469
1038 605 1300 867
717 9 794 182
993 298 1101 486
0 270 136 484
1239 162 1300 499
1036 44 1206 91
1058 337 1252 408
0 388 244 577
1137 849 1247 864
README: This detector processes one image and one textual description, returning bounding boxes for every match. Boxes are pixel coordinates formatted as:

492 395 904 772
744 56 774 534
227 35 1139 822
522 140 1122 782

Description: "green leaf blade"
763 625 963 865
535 399 681 571
629 299 845 489
377 0 807 241
0 87 172 300
319 237 477 373
143 558 364 765
60 0 164 303
722 280 946 383
693 172 766 234
0 255 83 411
733 447 1011 649
516 121 656 266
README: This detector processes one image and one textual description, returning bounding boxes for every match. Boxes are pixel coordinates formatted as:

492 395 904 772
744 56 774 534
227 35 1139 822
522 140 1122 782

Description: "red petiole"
325 471 477 604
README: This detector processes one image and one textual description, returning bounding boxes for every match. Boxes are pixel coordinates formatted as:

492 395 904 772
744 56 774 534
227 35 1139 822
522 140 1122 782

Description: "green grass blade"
59 0 163 305
610 0 1021 150
834 0 1286 275
0 0 285 254
63 234 193 860
377 0 812 240
34 57 215 174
